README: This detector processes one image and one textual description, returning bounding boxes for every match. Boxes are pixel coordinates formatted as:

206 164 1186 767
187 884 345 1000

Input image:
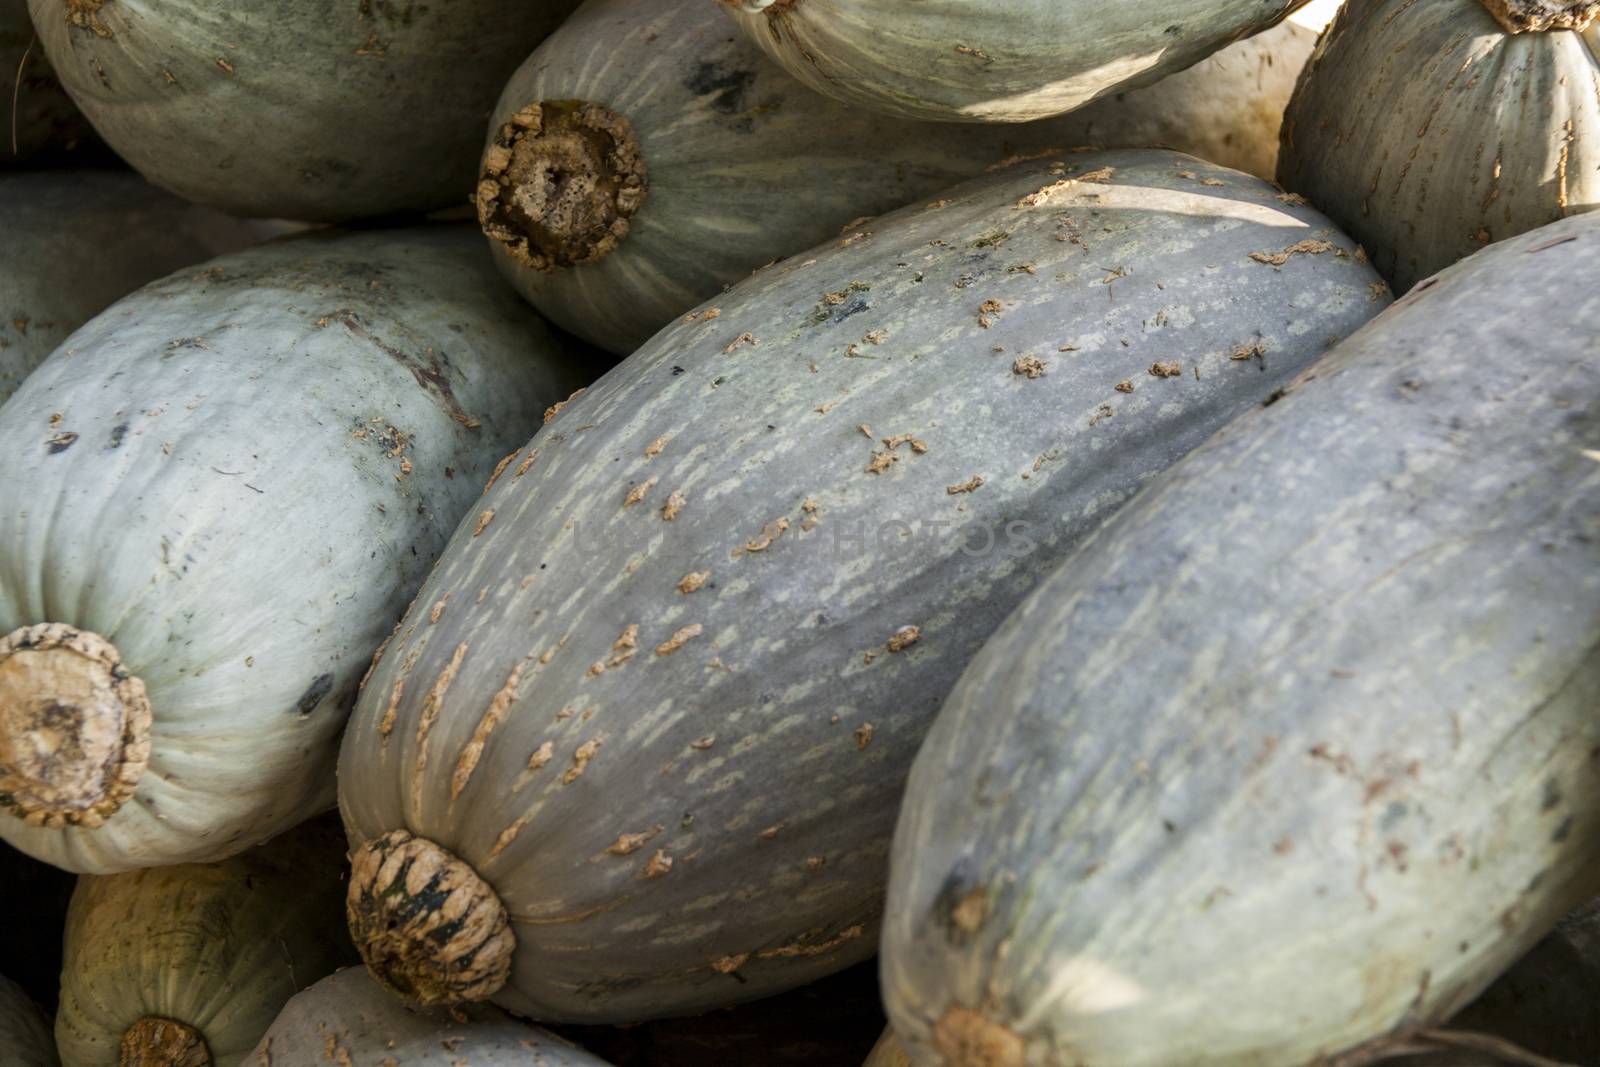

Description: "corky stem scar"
347 829 515 1006
0 623 150 828
119 1017 211 1067
477 100 647 272
1479 0 1600 31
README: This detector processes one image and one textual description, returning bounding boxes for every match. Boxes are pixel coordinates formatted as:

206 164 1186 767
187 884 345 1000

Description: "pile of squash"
1 0 1596 1064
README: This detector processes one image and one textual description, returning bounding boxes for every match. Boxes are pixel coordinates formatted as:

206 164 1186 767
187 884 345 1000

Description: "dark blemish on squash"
106 423 129 449
294 673 335 715
333 311 481 429
1551 815 1572 843
46 432 78 454
683 61 756 115
1541 777 1562 812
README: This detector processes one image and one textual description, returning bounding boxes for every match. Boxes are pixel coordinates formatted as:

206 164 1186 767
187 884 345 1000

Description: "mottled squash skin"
0 171 262 404
54 817 355 1067
883 214 1600 1066
249 967 615 1067
0 226 591 874
483 0 1316 354
1278 0 1600 294
717 0 1310 123
340 149 1385 1023
0 0 98 164
25 0 581 220
0 975 56 1067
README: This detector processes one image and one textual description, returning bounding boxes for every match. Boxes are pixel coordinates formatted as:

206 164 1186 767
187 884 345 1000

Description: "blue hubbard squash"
481 0 1317 354
337 149 1386 1022
882 213 1600 1066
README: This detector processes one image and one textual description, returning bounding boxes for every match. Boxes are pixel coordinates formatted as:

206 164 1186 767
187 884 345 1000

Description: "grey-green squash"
1278 0 1600 295
481 0 1316 354
338 148 1386 1023
25 0 582 221
249 967 614 1067
1 0 97 164
0 170 264 404
716 0 1313 124
880 213 1600 1067
54 817 354 1067
1 975 57 1067
0 225 591 875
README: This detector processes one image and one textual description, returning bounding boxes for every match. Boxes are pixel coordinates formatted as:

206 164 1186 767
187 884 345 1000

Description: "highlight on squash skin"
477 100 647 273
0 624 150 829
118 1017 210 1067
1479 0 1600 32
346 830 515 1006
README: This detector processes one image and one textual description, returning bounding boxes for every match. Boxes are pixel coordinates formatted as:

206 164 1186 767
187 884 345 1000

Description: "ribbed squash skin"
1278 0 1600 294
55 818 354 1067
882 214 1600 1066
340 149 1385 1022
0 226 591 873
717 0 1309 123
0 171 262 403
0 0 97 164
486 0 1315 354
249 967 614 1067
0 975 57 1067
24 0 581 220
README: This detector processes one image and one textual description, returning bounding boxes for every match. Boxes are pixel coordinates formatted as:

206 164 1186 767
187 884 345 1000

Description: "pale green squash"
0 975 57 1067
0 226 591 874
882 213 1600 1066
55 818 354 1067
482 0 1316 353
249 967 614 1067
1279 0 1600 294
717 0 1312 123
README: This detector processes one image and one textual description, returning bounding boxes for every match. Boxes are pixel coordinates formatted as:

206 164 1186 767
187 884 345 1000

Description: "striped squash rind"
485 0 1316 354
1278 0 1600 294
340 149 1386 1022
0 226 590 873
882 213 1600 1066
717 0 1310 123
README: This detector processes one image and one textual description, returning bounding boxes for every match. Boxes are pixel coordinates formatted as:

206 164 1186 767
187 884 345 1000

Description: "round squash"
481 0 1317 354
881 213 1600 1066
1 170 263 404
715 0 1312 123
249 966 614 1067
25 0 582 221
1 0 97 163
340 148 1386 1023
1278 0 1600 295
0 225 591 874
1 975 57 1067
55 817 354 1067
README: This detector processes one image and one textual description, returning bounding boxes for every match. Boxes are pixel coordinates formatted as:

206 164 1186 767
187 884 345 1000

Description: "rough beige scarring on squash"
1278 0 1600 294
716 0 1314 123
342 148 1387 1023
478 0 1317 353
0 225 593 874
0 975 56 1067
53 817 356 1067
247 967 615 1066
881 213 1600 1066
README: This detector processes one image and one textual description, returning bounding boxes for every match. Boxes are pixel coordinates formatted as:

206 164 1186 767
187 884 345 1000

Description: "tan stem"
347 829 515 1006
476 100 647 272
119 1017 211 1067
0 624 150 828
1479 0 1600 32
933 1006 1025 1067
